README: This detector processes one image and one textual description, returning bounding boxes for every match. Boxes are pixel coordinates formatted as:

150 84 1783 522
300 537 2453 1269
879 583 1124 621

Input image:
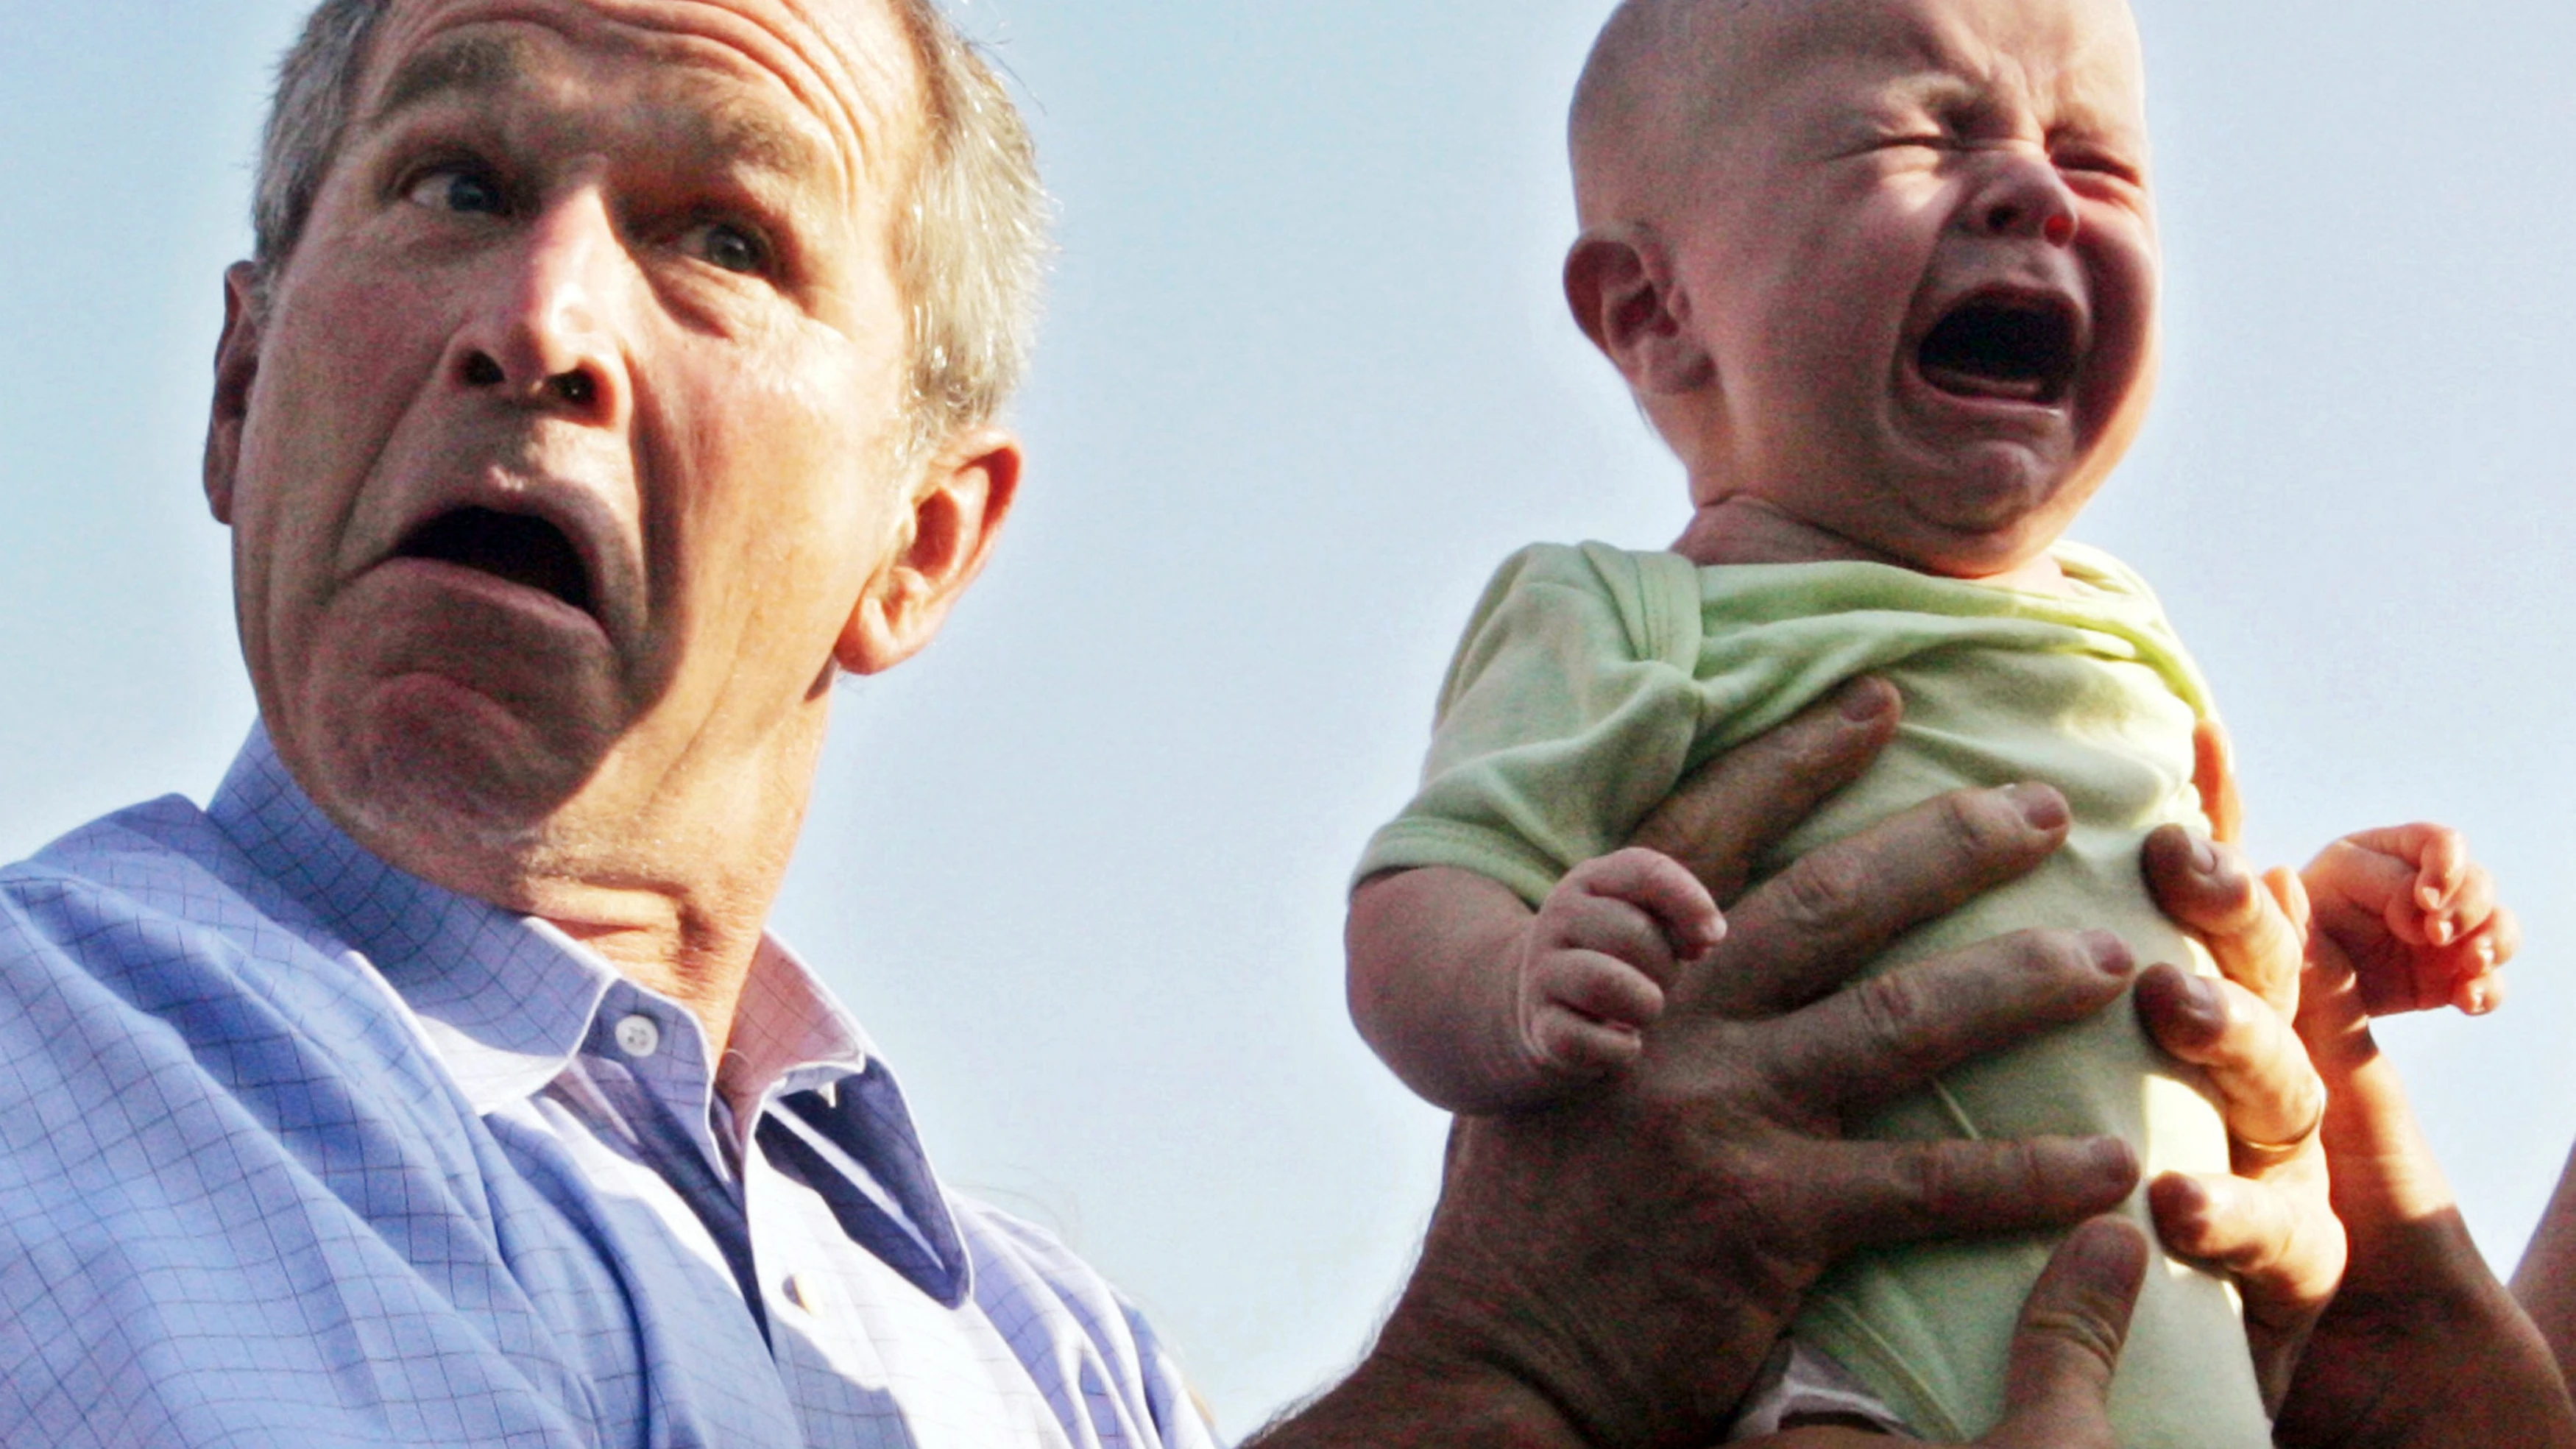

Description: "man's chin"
288 676 621 885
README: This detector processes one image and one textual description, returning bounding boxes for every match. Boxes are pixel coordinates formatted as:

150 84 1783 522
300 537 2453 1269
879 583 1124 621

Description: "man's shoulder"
2 793 295 975
951 1197 1220 1448
955 1196 1130 1338
0 789 397 1069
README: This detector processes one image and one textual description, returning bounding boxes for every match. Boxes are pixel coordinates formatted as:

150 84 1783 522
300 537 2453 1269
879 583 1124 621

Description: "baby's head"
1566 0 2158 581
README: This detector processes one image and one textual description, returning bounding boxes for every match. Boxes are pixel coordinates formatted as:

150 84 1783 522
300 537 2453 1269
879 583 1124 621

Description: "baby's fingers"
2340 823 2469 915
1526 999 1645 1077
1534 949 1668 1031
2444 906 2519 1016
2428 858 2501 951
2321 823 2477 945
2304 838 2430 946
1560 848 1727 967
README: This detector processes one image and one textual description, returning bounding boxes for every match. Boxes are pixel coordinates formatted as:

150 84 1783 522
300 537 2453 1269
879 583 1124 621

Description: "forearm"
2280 1210 2576 1449
1347 868 1553 1113
2283 971 2576 1447
1244 1339 1588 1449
2511 1138 2576 1384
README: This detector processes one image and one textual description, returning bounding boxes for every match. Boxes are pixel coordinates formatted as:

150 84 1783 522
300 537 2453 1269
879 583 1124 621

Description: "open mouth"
394 506 594 617
1916 296 2082 405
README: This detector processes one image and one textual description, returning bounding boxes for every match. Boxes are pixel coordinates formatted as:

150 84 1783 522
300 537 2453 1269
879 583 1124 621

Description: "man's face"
210 0 942 879
1665 0 2156 577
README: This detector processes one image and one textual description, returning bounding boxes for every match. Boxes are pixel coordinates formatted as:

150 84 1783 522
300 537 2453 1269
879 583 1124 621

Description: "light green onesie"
1356 540 2269 1449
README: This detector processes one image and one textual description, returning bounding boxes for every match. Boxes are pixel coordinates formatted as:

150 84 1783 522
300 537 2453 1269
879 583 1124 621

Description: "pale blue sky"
7 1 2576 1434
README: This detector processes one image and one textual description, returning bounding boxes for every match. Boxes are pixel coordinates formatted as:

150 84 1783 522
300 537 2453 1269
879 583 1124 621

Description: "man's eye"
406 169 506 216
683 221 769 276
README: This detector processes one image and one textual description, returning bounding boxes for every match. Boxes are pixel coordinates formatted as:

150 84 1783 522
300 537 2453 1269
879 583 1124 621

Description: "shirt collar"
206 724 969 1299
723 936 870 1116
205 725 880 1117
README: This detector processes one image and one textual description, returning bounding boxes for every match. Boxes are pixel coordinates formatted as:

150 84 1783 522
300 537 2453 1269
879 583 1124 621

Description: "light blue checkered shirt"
0 727 1216 1449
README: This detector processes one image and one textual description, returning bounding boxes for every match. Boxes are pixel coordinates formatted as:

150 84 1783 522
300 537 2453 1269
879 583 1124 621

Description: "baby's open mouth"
1916 296 2082 406
394 506 595 618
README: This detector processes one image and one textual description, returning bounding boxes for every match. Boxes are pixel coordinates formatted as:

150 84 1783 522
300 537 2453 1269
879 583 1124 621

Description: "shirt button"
613 1013 662 1060
782 1273 811 1311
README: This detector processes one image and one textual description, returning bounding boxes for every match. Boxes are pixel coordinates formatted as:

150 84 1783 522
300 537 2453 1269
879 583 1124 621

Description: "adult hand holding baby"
1269 684 2568 1448
1268 680 2153 1446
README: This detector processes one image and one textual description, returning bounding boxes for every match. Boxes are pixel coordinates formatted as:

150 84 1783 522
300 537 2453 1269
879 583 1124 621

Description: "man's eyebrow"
694 99 832 180
369 35 532 124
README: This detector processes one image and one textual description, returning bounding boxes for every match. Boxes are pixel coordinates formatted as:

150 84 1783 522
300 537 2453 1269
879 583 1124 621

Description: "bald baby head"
1568 0 1752 227
1569 0 2145 225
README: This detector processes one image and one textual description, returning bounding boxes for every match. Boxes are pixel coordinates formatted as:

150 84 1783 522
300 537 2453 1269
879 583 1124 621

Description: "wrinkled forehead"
1717 0 2146 136
357 0 928 196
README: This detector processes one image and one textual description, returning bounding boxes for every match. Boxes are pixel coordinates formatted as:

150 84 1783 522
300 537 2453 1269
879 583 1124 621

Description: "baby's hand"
1515 848 1724 1081
2302 823 2518 1016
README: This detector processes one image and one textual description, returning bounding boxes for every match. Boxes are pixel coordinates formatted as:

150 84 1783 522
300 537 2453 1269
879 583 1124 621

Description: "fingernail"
2084 1137 2139 1180
2430 915 2457 947
2004 784 2069 831
2157 1171 2211 1225
2083 930 2135 978
1839 678 1893 723
2466 982 2496 1016
2190 835 2219 874
2183 970 2224 1023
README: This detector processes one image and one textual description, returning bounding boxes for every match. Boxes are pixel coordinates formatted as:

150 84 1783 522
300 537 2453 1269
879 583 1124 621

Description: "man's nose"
446 189 632 422
1961 149 2082 248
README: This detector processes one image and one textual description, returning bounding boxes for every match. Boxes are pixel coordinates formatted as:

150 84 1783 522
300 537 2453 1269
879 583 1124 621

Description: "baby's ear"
1563 226 1715 396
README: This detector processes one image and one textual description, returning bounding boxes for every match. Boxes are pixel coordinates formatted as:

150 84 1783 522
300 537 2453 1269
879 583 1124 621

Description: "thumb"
2193 718 2243 846
1985 1217 2146 1447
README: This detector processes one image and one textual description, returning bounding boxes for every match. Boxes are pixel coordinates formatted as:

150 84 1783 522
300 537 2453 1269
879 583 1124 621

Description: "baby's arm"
1348 849 1723 1115
2301 823 2518 1016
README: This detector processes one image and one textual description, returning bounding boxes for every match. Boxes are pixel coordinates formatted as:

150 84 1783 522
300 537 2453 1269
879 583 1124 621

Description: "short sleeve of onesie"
1356 540 2215 907
1354 543 1710 905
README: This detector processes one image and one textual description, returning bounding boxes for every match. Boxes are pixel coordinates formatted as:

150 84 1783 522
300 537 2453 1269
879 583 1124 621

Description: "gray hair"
250 0 1047 465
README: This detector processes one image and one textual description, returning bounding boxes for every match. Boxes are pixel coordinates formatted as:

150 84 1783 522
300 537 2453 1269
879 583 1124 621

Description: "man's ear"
835 426 1025 676
204 261 263 526
1563 225 1716 397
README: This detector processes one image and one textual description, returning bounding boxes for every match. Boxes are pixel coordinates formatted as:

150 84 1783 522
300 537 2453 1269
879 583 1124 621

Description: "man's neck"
548 899 771 1051
297 714 829 1057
